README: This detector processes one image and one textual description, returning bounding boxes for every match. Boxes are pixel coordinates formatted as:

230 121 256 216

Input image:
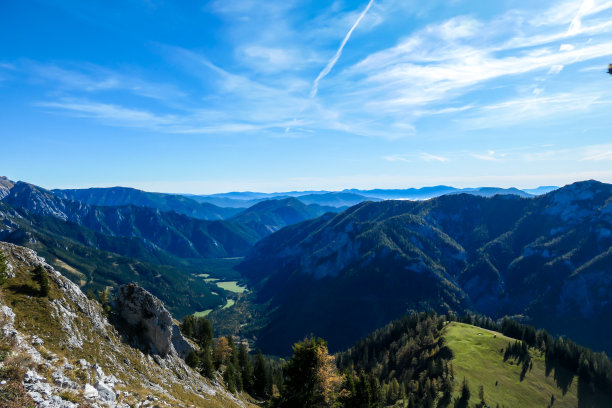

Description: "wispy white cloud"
420 152 449 162
521 143 612 163
36 98 311 135
383 154 411 162
462 91 609 130
22 61 186 101
581 144 612 161
311 0 374 97
471 150 504 162
36 100 179 129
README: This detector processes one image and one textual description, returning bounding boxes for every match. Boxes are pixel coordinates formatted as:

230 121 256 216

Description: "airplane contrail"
566 0 594 36
310 0 374 98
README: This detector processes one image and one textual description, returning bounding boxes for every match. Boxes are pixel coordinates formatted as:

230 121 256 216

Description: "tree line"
179 310 612 406
180 314 283 399
269 312 456 407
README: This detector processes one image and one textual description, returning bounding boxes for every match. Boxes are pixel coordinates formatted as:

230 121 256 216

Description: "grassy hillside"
444 322 612 407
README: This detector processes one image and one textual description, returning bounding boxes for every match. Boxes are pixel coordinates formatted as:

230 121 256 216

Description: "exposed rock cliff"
0 241 252 407
116 283 193 358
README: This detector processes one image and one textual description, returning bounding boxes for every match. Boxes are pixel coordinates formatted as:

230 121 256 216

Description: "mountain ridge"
231 180 612 355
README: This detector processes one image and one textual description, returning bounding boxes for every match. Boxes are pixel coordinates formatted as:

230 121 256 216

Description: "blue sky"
1 0 612 193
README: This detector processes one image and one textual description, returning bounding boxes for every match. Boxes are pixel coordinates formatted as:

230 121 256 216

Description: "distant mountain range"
233 180 612 355
190 185 558 207
54 186 241 220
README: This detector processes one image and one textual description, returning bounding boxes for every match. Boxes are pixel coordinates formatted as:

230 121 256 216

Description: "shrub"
0 352 34 381
0 380 35 408
59 391 81 403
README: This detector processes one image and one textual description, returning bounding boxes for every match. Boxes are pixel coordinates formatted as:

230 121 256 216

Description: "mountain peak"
0 176 14 199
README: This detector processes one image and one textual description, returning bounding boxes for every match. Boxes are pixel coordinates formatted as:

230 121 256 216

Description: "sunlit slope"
444 322 612 407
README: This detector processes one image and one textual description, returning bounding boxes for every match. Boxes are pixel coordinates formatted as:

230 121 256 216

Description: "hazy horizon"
2 173 574 196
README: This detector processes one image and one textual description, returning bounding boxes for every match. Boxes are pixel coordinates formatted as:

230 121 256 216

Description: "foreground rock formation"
117 282 193 358
0 241 252 407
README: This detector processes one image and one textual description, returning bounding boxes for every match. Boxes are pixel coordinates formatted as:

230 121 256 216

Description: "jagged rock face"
0 176 14 200
117 283 192 358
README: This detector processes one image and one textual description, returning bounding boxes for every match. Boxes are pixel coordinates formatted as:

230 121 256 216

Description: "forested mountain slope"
237 180 612 355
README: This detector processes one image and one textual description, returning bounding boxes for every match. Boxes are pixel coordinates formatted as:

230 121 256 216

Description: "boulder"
83 383 98 399
94 380 115 402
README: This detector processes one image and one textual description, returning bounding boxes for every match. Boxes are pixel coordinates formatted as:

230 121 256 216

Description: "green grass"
194 309 213 317
222 299 235 309
215 281 247 294
444 322 612 408
194 297 236 317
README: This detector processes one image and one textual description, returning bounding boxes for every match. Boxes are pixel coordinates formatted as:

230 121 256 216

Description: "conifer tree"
0 251 7 285
459 377 471 404
273 336 341 407
224 363 236 394
253 350 271 399
32 265 50 297
98 287 111 316
238 343 254 393
185 349 199 369
200 348 214 379
479 384 485 406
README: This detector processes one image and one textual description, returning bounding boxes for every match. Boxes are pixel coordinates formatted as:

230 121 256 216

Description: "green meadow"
444 322 611 408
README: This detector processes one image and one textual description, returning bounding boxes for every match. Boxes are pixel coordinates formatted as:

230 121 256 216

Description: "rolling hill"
335 313 612 407
443 322 610 408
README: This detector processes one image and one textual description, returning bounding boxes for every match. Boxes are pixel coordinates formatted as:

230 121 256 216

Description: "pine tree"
224 363 236 394
181 315 196 338
195 317 213 348
32 265 50 297
98 287 111 316
185 349 199 369
274 336 341 407
253 350 271 399
0 251 8 285
200 348 214 379
460 377 471 402
479 384 485 406
238 342 254 393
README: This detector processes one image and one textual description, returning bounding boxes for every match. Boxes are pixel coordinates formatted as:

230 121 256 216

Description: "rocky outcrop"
116 283 193 358
0 241 251 408
0 176 14 200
